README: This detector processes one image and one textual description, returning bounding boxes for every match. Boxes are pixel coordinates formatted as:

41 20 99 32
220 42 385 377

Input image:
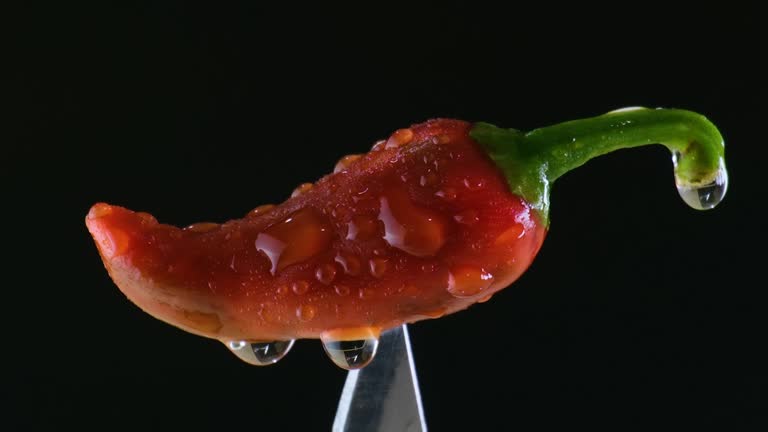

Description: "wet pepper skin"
86 119 546 343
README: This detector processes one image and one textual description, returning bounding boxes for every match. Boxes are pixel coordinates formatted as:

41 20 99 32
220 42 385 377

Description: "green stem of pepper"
470 108 727 225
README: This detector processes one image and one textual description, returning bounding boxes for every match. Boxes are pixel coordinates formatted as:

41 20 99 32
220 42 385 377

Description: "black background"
8 2 767 430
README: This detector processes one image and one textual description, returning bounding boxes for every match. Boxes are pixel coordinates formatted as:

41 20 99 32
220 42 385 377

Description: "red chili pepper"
86 108 727 368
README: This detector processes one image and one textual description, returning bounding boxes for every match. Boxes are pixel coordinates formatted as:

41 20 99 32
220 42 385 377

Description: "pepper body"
87 119 547 342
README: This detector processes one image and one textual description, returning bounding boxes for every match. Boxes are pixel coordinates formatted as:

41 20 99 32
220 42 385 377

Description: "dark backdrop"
8 2 767 430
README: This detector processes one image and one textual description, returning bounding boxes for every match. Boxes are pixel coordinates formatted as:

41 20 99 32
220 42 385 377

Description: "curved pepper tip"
86 203 226 338
85 203 134 260
87 202 114 220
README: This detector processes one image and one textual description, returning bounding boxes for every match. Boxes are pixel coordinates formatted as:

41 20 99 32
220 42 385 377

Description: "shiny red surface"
86 119 546 342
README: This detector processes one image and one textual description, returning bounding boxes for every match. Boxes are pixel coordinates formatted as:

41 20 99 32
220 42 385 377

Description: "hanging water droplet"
225 339 295 366
321 336 379 370
229 340 247 350
673 154 728 210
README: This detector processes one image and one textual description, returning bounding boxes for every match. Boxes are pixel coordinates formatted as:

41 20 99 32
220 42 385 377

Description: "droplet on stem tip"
673 154 728 210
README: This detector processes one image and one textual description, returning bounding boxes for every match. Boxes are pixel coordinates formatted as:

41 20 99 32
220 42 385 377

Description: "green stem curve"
470 108 727 225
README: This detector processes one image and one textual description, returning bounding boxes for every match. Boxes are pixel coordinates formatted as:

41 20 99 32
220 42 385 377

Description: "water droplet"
419 172 438 187
229 340 247 350
435 188 457 201
399 283 415 294
385 128 414 149
478 293 493 303
254 209 333 274
369 258 389 278
379 190 446 256
315 263 337 285
185 222 219 233
454 209 479 225
247 204 276 218
447 266 494 298
334 284 351 296
180 309 222 334
420 263 436 272
424 308 446 318
334 154 362 173
358 287 373 299
673 155 728 210
321 330 380 370
291 280 309 295
370 139 386 152
256 302 283 324
224 230 241 242
296 305 316 321
226 339 295 366
291 183 314 197
463 177 486 191
494 223 525 245
335 252 361 275
346 215 379 241
276 284 289 296
394 256 408 271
